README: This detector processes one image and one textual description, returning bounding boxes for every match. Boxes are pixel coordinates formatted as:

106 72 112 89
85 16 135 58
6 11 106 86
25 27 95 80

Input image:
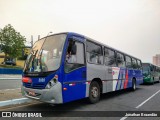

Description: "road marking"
135 89 160 108
0 88 21 91
0 102 40 111
0 98 32 107
120 117 128 120
120 89 160 120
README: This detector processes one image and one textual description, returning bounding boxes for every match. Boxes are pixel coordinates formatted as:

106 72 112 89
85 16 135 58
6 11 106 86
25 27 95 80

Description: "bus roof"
38 32 141 61
68 32 141 61
142 63 160 68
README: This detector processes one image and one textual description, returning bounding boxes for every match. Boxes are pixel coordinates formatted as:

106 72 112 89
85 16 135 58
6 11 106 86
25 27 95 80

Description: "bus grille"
23 83 45 89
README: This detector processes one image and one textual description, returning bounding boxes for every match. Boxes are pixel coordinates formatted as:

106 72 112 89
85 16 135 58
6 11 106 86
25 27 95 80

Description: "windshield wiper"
24 50 38 73
38 49 43 72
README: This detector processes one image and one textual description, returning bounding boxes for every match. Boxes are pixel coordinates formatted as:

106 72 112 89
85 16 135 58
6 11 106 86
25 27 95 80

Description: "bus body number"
39 78 45 82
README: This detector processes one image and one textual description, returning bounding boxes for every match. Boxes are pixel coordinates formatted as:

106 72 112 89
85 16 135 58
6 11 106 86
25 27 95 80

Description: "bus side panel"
127 69 133 88
137 69 143 85
62 67 86 103
104 66 113 93
127 69 143 87
112 67 132 91
112 67 120 91
154 71 159 82
115 67 125 90
86 63 106 97
62 33 87 103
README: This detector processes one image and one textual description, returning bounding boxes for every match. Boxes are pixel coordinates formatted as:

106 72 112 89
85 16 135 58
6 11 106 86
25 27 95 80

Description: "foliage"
0 24 26 61
18 54 28 60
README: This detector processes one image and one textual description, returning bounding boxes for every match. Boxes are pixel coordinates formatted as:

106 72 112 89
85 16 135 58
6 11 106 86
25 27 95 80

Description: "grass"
0 64 23 69
15 60 25 68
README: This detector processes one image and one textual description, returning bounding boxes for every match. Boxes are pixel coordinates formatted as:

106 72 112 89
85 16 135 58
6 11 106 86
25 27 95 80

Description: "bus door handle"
82 70 86 78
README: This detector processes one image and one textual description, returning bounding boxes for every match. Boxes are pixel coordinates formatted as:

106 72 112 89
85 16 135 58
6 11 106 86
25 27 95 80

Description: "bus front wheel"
88 81 100 104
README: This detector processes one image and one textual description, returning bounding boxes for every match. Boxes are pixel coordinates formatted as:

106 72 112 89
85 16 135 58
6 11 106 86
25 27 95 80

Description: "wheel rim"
91 87 98 98
133 83 136 90
133 81 136 90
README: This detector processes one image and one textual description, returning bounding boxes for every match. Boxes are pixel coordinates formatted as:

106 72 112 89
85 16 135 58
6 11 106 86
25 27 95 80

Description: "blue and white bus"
22 32 143 104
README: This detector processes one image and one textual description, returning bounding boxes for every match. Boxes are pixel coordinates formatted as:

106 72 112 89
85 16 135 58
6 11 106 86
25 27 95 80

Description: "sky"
0 0 160 63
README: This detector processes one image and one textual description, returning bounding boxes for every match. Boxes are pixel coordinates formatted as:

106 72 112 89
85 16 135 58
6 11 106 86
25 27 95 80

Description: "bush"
18 54 28 60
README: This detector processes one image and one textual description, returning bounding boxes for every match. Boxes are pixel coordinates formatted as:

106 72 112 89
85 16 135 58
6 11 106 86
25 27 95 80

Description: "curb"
0 98 32 107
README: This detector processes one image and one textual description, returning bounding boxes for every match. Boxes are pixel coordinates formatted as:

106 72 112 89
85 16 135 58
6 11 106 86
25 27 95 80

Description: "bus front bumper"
21 82 63 104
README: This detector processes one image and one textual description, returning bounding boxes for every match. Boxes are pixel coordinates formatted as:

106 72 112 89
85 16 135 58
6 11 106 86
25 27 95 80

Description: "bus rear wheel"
88 81 100 104
131 79 136 91
151 77 154 85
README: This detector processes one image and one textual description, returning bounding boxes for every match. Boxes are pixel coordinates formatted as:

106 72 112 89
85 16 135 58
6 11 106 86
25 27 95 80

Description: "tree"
0 24 26 61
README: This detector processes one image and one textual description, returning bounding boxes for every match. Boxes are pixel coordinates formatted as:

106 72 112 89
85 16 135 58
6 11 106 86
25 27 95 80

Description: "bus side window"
104 48 116 67
86 41 103 65
132 58 138 69
116 52 125 67
125 56 132 68
150 65 154 71
137 60 142 69
65 40 85 73
66 40 77 63
150 65 153 71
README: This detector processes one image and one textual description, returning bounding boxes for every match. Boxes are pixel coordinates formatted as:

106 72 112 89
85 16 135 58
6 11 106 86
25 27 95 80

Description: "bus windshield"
24 34 66 73
142 66 150 74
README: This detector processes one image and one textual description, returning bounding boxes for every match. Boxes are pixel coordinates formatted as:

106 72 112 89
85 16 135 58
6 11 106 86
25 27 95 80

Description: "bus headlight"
45 75 58 89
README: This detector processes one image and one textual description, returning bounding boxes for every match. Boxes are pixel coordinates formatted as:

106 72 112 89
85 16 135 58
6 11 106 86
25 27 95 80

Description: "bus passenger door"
63 37 86 103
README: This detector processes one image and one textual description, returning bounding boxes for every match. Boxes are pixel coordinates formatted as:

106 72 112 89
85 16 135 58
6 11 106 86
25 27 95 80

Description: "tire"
151 78 154 85
88 81 100 104
131 79 136 91
158 77 160 83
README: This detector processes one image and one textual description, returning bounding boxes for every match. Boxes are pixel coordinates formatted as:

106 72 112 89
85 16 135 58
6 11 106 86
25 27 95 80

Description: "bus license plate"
28 91 35 96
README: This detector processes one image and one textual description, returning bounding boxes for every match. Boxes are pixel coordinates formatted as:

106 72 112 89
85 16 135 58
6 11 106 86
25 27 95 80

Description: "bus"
142 63 160 84
21 32 143 104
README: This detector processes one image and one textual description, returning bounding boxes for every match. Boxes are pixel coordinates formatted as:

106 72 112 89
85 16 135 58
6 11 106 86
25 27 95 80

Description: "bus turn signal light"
63 88 67 91
22 77 32 83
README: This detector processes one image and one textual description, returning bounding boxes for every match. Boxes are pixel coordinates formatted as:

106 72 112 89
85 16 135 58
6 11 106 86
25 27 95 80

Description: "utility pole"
31 35 33 47
38 35 40 40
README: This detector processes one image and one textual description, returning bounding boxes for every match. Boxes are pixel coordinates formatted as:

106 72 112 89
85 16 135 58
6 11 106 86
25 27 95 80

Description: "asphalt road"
0 82 160 120
0 79 21 90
